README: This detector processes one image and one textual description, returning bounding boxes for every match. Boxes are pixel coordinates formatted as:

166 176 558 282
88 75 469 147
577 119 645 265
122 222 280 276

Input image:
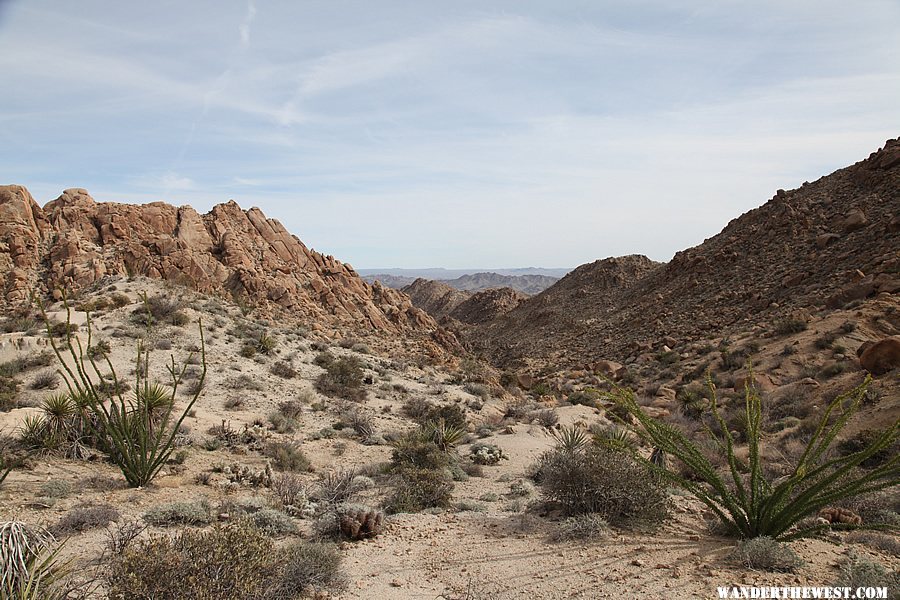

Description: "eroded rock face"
0 187 442 338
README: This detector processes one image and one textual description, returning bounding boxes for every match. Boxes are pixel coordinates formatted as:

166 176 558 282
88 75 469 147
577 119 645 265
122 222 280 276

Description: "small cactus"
336 503 384 540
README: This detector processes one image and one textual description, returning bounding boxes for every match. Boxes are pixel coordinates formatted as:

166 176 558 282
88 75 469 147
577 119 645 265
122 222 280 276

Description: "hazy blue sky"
1 1 897 269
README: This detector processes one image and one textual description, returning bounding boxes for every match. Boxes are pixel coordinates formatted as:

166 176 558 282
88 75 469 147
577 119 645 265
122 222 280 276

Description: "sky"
0 1 898 269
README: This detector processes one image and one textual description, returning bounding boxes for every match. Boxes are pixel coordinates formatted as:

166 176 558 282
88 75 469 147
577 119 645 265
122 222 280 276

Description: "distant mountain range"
361 269 567 295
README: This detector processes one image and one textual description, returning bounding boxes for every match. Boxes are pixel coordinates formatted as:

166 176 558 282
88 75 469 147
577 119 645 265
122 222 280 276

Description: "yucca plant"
422 418 465 452
39 292 206 487
549 425 589 454
612 376 899 540
0 521 68 599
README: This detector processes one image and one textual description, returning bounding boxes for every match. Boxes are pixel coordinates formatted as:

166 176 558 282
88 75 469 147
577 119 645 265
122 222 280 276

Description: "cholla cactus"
471 443 507 465
336 503 384 540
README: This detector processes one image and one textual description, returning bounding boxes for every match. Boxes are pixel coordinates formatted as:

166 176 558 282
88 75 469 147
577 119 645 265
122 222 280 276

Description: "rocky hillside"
447 273 558 294
448 287 528 325
472 138 900 368
369 272 559 294
401 278 471 321
0 187 445 341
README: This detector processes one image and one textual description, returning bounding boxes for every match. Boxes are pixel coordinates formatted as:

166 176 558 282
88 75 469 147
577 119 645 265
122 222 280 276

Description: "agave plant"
549 425 589 454
613 376 899 540
422 418 465 451
39 292 206 487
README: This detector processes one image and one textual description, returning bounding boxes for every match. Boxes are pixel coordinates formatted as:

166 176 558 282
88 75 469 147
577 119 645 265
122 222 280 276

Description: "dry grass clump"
50 503 120 537
552 514 610 541
731 536 802 572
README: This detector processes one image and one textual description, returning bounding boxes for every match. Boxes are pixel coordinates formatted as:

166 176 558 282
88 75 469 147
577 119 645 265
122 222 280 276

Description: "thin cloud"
239 0 257 48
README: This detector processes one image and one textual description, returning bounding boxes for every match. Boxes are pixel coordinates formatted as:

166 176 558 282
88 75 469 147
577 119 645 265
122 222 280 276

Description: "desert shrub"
819 361 850 379
834 553 899 594
50 504 119 536
315 356 365 401
720 348 748 371
391 431 448 471
415 403 467 430
567 389 600 408
774 318 807 336
270 360 296 379
838 430 899 468
463 382 490 400
846 531 900 557
106 520 278 600
533 408 559 427
272 541 345 597
268 410 298 434
223 396 245 411
143 500 212 526
48 321 79 338
271 473 309 511
0 376 20 412
731 536 802 572
537 445 668 526
552 514 610 541
385 467 453 514
85 338 111 359
40 295 206 487
264 441 311 472
39 480 72 500
315 469 366 506
612 378 899 540
248 508 298 537
130 294 183 327
30 370 59 390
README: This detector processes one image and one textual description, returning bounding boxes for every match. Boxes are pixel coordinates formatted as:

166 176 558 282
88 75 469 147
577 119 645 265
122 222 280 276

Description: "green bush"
315 356 365 401
385 467 453 514
264 441 311 472
537 444 668 526
107 520 277 600
612 377 899 540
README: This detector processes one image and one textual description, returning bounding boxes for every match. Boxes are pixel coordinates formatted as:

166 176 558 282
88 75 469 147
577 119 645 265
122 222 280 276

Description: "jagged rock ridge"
0 187 439 336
